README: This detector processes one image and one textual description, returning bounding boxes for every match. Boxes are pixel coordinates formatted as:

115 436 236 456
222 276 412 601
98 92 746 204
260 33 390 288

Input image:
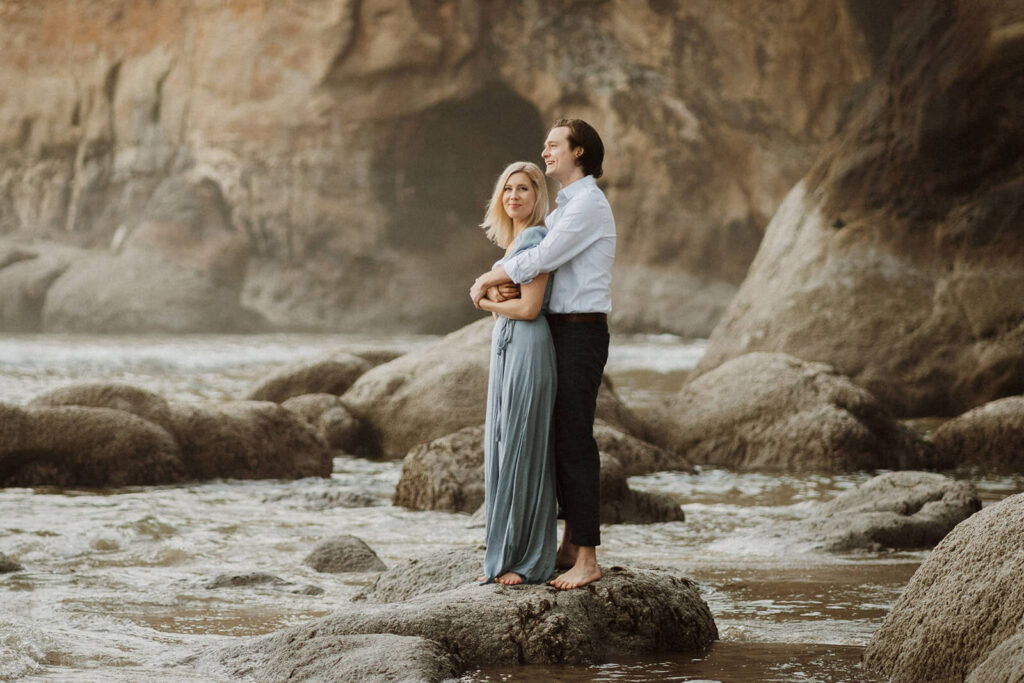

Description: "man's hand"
487 284 521 303
470 278 488 308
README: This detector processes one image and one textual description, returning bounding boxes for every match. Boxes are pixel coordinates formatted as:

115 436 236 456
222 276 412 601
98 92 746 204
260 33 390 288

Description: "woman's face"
502 171 537 226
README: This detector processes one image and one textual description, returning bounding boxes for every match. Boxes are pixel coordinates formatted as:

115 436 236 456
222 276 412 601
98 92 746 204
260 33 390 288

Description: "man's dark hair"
552 118 604 179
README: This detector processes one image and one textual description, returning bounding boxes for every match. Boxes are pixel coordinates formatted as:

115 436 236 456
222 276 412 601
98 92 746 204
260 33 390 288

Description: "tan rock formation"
650 352 941 472
864 492 1024 682
0 0 874 334
698 1 1024 416
932 396 1024 472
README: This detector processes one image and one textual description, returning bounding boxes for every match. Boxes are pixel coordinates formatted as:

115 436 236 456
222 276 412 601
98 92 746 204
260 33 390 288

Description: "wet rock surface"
304 535 387 574
803 471 981 551
863 492 1024 682
354 547 483 604
206 562 717 676
651 352 941 472
932 396 1024 472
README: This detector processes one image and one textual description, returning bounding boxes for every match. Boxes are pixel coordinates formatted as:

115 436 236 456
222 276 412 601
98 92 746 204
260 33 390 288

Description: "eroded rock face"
0 241 80 332
345 317 648 459
650 352 940 472
932 396 1024 472
863 492 1024 682
248 353 372 403
0 1 874 335
698 1 1024 416
303 535 387 574
0 402 186 487
205 564 717 674
803 471 981 551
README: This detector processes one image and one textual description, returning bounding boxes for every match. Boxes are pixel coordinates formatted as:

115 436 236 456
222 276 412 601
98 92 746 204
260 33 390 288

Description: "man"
470 118 615 590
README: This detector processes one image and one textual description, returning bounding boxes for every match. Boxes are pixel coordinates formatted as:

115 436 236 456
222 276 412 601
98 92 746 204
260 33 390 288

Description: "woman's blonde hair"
480 161 549 248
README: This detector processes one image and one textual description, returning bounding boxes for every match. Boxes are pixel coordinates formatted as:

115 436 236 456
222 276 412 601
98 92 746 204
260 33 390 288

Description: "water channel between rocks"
1 333 1021 681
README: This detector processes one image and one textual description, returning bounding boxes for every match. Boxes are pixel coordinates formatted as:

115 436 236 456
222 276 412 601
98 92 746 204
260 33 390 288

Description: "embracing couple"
469 118 615 590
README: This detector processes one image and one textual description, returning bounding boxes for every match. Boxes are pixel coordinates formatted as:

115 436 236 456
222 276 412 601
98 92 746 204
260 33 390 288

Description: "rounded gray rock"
248 353 372 403
804 471 981 551
0 402 185 487
932 396 1024 472
651 352 941 471
304 535 387 573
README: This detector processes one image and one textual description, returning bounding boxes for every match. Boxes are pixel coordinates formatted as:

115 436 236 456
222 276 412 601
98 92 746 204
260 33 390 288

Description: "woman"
475 161 558 585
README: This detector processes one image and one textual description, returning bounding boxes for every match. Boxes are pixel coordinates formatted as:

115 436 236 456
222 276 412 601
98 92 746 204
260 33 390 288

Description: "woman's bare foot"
549 547 601 590
477 576 487 583
495 571 523 585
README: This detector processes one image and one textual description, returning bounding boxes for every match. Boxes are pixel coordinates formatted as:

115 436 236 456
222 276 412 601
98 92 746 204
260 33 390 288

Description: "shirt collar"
555 174 596 206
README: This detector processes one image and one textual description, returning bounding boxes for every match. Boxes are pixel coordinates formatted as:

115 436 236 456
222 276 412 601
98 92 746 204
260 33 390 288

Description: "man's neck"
558 171 587 190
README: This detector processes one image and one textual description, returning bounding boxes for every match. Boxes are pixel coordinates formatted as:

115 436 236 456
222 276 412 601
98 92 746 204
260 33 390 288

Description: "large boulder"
698 1 1024 416
0 241 79 332
394 426 684 524
40 176 263 333
650 352 941 471
29 382 174 429
247 353 372 403
0 403 185 487
41 249 262 333
802 471 981 551
863 492 1024 682
27 383 333 481
966 633 1024 683
392 426 486 514
166 401 332 480
303 536 387 574
932 396 1024 472
344 318 649 459
205 564 717 675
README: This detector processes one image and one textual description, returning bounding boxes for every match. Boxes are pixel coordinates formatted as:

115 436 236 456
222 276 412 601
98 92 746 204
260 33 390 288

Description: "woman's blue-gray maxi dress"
481 226 558 584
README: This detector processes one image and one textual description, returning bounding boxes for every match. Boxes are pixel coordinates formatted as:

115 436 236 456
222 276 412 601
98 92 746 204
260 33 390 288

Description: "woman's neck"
512 219 529 234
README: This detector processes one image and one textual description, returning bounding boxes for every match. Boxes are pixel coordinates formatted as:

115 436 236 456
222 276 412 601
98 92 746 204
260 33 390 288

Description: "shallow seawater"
1 332 1021 681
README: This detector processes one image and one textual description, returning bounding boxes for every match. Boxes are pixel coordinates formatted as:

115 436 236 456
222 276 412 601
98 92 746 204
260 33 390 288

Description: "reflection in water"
1 334 1022 681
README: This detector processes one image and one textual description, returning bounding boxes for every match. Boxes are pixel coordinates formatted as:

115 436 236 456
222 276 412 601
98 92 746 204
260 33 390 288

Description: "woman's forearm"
479 296 541 321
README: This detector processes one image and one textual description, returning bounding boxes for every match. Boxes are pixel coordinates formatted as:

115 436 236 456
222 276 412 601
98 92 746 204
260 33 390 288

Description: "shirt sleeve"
504 196 606 284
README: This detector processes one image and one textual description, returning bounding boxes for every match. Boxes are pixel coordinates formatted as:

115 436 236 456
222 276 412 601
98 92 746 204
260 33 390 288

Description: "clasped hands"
470 279 520 309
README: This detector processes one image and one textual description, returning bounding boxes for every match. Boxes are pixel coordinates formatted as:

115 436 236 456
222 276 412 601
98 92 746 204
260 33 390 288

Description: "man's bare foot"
549 546 601 590
495 571 523 585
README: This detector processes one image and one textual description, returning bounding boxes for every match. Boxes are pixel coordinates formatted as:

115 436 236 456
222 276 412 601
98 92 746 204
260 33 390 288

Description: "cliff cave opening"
371 82 546 332
375 83 546 253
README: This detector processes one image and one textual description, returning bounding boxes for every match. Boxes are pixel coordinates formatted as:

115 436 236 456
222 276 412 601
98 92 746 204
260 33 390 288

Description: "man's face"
541 127 578 185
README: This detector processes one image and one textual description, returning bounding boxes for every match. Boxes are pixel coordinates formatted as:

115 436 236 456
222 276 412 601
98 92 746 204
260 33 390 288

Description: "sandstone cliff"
698 0 1024 416
0 0 873 334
